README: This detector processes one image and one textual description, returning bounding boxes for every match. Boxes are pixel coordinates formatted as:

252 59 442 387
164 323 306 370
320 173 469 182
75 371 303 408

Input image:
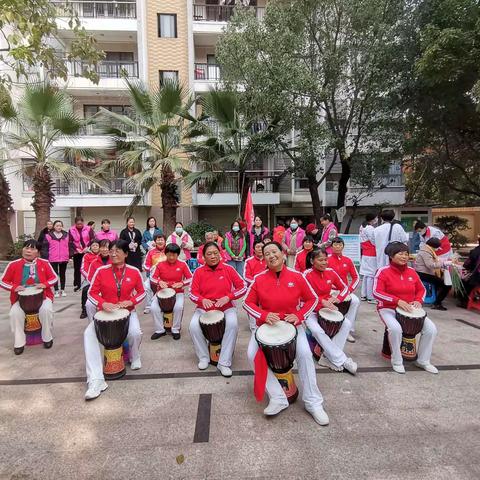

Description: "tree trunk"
343 202 358 234
307 174 322 225
0 172 14 259
161 165 178 234
31 166 55 237
239 171 251 219
336 157 351 231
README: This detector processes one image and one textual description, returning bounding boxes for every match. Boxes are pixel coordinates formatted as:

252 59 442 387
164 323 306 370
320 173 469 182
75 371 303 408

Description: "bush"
185 221 216 247
434 215 469 248
9 234 34 259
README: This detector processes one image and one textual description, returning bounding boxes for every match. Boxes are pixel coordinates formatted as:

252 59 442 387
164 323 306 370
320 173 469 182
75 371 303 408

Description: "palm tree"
96 78 194 234
0 83 99 236
183 90 285 216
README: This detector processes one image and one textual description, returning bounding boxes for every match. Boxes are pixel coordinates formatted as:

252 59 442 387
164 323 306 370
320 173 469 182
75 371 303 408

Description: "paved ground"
1 279 480 480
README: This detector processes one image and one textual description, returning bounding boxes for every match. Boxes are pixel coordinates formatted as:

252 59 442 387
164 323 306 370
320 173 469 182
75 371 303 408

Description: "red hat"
239 220 247 229
306 223 317 234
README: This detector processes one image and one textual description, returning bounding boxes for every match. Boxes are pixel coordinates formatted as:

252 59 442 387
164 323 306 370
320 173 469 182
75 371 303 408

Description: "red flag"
244 188 255 233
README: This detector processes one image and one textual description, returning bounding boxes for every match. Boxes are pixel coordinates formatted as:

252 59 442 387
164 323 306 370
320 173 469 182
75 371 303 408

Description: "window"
159 70 179 85
294 178 309 190
158 14 177 38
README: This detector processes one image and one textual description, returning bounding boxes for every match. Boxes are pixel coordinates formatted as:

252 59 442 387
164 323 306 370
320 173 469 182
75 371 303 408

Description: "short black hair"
262 241 283 254
384 241 409 258
90 238 100 246
87 221 95 227
23 239 40 250
414 221 426 231
331 236 344 245
320 214 332 221
426 237 441 249
253 239 265 248
74 216 84 223
153 233 166 242
303 235 314 244
365 213 376 222
306 247 328 269
380 209 395 222
110 239 130 255
101 218 111 224
99 239 111 249
146 216 157 229
165 243 181 255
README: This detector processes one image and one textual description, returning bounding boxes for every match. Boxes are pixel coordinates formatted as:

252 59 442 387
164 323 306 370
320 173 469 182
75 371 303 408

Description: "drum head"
318 308 344 322
396 307 426 318
18 287 43 296
157 288 176 299
199 310 224 325
94 308 130 321
256 321 296 346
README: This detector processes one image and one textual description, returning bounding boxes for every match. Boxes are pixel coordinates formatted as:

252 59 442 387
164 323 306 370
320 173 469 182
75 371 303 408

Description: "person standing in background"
96 219 118 243
374 210 409 269
142 216 162 252
119 217 143 271
318 214 338 254
224 220 248 276
249 216 270 254
167 222 194 262
282 218 305 268
87 221 95 232
305 223 322 245
44 220 70 297
69 216 94 292
37 220 54 258
359 213 377 303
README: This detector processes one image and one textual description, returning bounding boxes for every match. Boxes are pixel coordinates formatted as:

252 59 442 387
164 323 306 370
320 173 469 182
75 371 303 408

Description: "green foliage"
9 234 33 260
184 221 216 247
434 215 469 248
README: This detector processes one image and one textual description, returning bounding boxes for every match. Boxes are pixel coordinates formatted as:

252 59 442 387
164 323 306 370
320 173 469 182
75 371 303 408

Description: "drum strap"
112 266 127 299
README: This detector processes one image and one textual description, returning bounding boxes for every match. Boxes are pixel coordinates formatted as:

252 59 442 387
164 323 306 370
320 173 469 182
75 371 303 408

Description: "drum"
381 328 391 360
306 308 344 359
94 309 130 380
305 326 323 361
255 322 299 404
199 310 225 365
331 290 351 316
156 288 176 332
395 307 426 361
18 287 44 346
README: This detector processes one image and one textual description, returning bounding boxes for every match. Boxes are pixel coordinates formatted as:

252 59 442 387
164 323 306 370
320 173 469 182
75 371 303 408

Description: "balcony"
193 171 282 206
193 4 265 22
67 60 138 78
194 63 220 92
53 1 138 33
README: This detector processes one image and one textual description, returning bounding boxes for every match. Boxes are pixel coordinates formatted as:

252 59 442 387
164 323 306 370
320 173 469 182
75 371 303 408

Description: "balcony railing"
53 1 137 19
193 4 264 22
194 63 221 81
196 170 286 194
350 174 404 189
66 60 138 78
52 178 136 195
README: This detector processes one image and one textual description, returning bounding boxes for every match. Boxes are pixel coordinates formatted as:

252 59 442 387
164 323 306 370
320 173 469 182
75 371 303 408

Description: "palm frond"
0 85 17 120
125 79 153 121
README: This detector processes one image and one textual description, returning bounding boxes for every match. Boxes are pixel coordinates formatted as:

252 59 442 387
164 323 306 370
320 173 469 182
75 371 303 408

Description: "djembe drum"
395 306 426 361
94 309 130 380
156 288 176 332
18 287 44 346
255 322 299 404
331 290 351 316
307 308 344 360
199 310 225 365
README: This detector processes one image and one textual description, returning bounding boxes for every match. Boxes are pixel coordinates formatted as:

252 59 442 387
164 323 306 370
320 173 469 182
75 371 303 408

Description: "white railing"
53 1 137 19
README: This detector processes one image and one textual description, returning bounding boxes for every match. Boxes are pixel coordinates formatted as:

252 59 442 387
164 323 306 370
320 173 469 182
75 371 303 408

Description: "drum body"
18 288 44 346
395 307 426 361
305 327 323 361
157 288 176 331
199 310 226 365
331 290 351 316
94 309 130 379
256 322 299 404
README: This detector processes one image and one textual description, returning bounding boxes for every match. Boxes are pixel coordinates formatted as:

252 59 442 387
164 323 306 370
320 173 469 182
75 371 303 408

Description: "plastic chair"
422 281 437 305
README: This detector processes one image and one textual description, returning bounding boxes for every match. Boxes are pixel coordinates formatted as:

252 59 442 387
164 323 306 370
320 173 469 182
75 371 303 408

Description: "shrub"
434 216 469 248
185 221 216 247
9 234 34 259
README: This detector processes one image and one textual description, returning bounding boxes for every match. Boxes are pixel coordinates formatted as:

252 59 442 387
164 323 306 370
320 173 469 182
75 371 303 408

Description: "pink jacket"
320 222 338 254
69 225 94 254
283 227 306 251
44 231 70 262
95 229 119 242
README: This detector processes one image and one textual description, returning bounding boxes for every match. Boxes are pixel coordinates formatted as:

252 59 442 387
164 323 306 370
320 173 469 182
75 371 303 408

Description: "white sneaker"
130 359 142 370
143 307 150 314
61 290 67 297
367 299 377 305
347 333 356 343
198 360 209 370
392 364 406 374
343 357 358 375
85 379 108 400
217 365 232 377
308 406 330 426
414 362 438 374
263 400 289 416
54 291 60 298
318 356 343 372
360 296 367 301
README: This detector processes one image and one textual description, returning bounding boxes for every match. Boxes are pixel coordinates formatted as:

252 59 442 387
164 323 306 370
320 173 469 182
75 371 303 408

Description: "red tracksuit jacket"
294 249 311 273
88 264 146 311
303 267 348 311
86 256 112 282
373 263 426 310
243 255 267 284
150 259 192 293
143 247 167 273
0 258 58 304
189 263 246 312
244 267 318 326
81 252 98 279
327 254 359 293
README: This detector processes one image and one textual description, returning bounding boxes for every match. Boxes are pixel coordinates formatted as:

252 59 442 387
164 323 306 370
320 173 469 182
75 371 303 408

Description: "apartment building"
5 0 405 239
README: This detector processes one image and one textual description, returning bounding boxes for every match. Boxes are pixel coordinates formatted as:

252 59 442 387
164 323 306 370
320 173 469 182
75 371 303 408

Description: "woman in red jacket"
189 242 246 377
143 234 167 314
150 243 192 340
244 242 329 426
304 248 358 374
373 242 438 374
294 235 315 272
79 238 100 319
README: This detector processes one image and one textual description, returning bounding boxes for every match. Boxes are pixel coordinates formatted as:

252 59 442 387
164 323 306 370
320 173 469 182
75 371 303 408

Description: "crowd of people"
3 209 479 426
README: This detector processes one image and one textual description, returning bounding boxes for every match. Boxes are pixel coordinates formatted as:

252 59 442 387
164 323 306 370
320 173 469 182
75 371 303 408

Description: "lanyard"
112 265 126 300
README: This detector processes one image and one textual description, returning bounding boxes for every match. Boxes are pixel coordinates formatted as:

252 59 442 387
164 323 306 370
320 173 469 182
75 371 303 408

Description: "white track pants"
84 310 142 382
305 313 351 367
150 293 184 334
85 299 96 322
144 279 154 308
10 299 54 348
247 326 324 411
361 276 375 300
379 308 437 366
189 307 238 368
346 293 360 333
